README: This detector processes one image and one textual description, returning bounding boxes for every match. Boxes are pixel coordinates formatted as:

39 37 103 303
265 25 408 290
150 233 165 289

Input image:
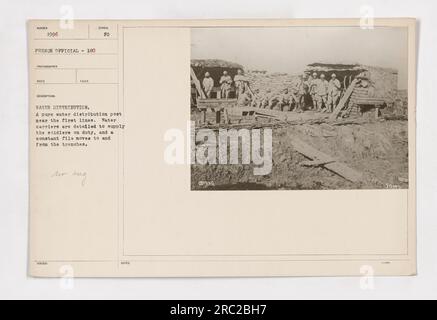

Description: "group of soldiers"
201 69 343 113
202 69 248 99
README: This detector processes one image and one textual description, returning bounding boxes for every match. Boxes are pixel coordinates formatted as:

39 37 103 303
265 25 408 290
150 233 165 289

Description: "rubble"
191 120 408 190
190 60 409 190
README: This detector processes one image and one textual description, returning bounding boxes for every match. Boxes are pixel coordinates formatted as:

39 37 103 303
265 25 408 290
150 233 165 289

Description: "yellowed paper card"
28 19 416 277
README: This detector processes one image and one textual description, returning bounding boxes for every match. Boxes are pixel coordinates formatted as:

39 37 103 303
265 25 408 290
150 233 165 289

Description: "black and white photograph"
190 26 409 190
9 0 437 302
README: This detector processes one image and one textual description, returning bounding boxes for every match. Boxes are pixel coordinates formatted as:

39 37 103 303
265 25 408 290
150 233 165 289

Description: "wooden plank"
330 79 358 120
227 106 256 117
254 108 290 121
290 137 363 183
331 118 366 126
190 67 206 99
246 83 255 97
353 98 385 104
201 110 206 125
300 159 336 167
351 93 371 97
353 88 369 93
325 162 363 183
215 110 221 124
198 98 238 103
197 98 237 110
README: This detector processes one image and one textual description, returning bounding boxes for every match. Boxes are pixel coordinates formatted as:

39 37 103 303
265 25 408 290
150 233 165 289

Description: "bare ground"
191 118 408 190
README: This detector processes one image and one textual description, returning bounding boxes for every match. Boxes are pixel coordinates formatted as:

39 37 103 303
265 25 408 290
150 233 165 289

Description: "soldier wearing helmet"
328 73 342 112
234 69 248 98
219 70 233 99
202 72 214 98
309 72 319 110
315 73 329 112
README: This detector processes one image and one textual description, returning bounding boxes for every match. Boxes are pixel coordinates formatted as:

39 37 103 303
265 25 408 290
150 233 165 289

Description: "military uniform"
250 93 262 108
237 92 251 107
292 78 309 111
219 74 232 99
328 78 341 112
268 92 280 110
315 78 329 111
234 74 247 98
278 91 292 111
202 77 214 98
260 91 273 109
309 76 319 110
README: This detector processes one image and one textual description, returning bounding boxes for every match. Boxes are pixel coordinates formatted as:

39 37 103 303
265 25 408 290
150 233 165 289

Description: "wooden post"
201 110 206 124
215 109 221 124
330 79 358 120
223 109 230 124
190 67 206 99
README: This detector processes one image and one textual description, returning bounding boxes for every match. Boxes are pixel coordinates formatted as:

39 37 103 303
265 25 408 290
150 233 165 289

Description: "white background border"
0 0 435 299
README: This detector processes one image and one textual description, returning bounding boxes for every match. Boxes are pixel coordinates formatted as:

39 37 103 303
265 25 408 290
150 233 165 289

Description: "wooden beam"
329 79 358 120
197 98 237 110
254 108 290 121
245 82 255 97
290 137 363 183
215 110 221 124
190 67 206 99
300 159 336 167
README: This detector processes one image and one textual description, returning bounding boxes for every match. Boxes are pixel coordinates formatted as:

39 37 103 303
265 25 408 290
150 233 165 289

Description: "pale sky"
191 27 408 89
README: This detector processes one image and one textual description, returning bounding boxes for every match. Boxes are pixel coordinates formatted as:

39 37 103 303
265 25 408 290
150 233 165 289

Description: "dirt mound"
191 120 408 190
